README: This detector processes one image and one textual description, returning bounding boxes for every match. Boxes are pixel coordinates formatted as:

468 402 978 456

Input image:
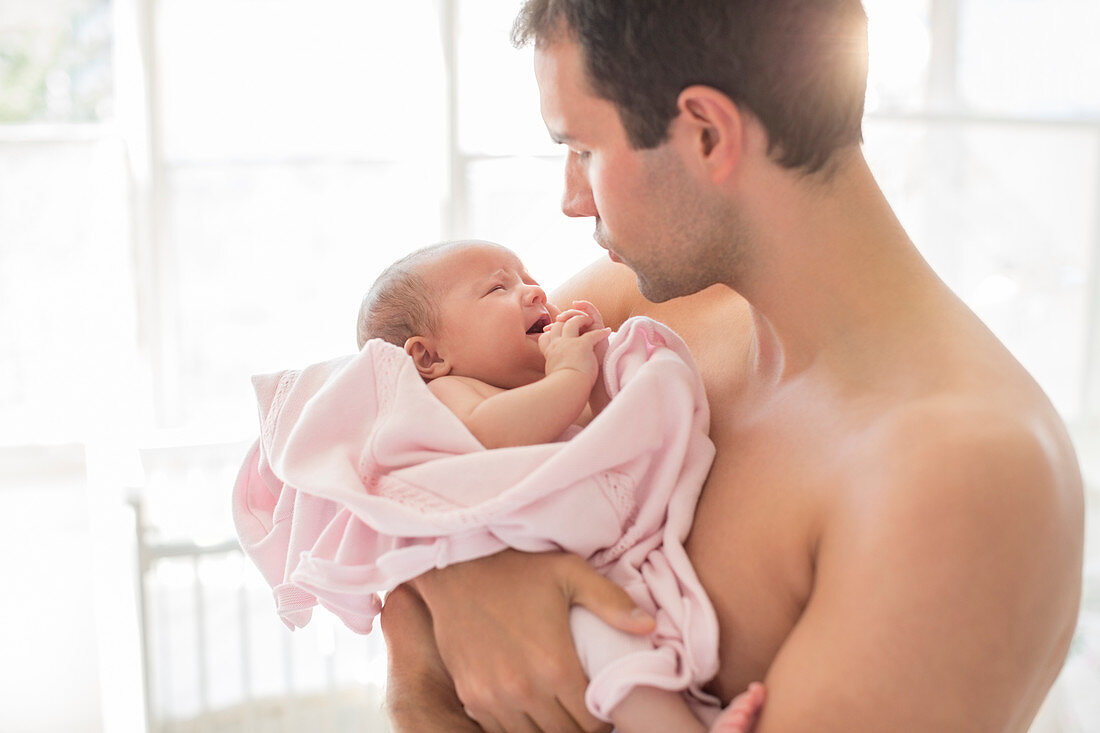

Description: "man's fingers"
517 695 610 733
497 710 547 733
466 710 505 733
466 692 571 733
559 556 655 635
521 648 604 733
409 552 617 733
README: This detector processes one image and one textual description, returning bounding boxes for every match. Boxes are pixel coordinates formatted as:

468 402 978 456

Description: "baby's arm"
429 312 611 449
558 300 612 418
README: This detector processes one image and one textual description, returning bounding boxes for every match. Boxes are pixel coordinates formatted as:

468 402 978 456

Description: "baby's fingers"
580 327 613 346
554 308 588 323
559 312 596 338
570 300 605 329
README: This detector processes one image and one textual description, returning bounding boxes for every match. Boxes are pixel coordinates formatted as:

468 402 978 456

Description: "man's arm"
382 550 656 733
752 410 1083 731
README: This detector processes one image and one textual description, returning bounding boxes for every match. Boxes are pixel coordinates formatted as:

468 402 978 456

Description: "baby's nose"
525 284 547 304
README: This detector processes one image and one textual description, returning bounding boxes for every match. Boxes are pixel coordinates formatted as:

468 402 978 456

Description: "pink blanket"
232 316 720 719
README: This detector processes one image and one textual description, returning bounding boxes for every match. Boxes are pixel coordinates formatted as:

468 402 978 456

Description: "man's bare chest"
635 293 852 694
685 399 844 700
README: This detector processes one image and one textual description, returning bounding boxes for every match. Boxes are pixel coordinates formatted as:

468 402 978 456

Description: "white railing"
129 496 390 733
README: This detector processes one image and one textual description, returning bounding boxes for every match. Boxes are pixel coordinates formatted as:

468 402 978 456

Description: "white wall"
0 448 103 732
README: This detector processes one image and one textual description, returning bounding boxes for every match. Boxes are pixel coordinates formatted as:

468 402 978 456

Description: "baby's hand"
539 310 612 381
553 300 605 332
552 300 612 380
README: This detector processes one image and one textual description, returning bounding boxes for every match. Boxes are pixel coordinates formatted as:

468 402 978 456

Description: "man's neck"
732 147 949 388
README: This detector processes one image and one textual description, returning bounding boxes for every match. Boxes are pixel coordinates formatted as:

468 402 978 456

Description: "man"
381 1 1085 731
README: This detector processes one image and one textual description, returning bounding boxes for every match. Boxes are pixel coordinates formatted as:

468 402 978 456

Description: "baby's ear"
404 336 451 380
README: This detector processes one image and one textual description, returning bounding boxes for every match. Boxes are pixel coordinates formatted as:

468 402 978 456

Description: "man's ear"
404 336 452 380
675 85 743 185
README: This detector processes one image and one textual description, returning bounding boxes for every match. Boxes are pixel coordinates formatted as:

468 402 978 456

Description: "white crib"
129 442 391 733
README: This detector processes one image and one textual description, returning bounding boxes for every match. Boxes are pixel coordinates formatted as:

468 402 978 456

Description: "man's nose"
561 152 596 218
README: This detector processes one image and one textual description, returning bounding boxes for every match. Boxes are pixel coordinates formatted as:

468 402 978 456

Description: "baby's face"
420 242 559 388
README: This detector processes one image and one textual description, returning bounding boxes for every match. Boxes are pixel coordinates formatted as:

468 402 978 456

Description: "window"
0 0 112 122
2 2 1098 730
154 0 449 441
0 0 124 446
6 0 1094 448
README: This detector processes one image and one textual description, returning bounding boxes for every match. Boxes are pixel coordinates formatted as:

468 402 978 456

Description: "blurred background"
1 0 1098 730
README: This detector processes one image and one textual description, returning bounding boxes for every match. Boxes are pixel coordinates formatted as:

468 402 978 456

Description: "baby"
357 239 611 450
356 239 764 733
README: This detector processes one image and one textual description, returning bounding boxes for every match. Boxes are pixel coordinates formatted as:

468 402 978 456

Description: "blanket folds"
232 316 720 720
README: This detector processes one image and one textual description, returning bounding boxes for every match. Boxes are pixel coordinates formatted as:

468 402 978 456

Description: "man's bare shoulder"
838 394 1083 529
757 396 1085 731
551 257 641 328
551 257 750 368
834 396 1084 686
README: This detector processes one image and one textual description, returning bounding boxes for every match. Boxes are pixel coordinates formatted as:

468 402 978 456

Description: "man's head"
513 0 869 175
518 1 869 303
358 241 557 388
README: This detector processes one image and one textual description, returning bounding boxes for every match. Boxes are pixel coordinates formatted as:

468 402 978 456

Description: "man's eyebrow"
548 129 576 145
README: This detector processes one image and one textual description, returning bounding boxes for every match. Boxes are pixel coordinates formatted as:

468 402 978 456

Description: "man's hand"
381 584 483 732
403 550 656 733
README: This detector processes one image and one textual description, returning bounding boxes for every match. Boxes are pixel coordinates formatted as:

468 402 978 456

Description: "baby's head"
357 240 558 388
356 242 449 351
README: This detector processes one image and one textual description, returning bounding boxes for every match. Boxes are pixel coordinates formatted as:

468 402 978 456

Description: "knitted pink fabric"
232 316 720 720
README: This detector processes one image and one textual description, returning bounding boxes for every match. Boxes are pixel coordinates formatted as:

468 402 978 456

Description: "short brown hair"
512 0 868 174
356 244 451 349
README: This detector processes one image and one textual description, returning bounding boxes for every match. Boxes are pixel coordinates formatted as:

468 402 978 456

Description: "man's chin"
635 274 672 304
636 274 705 304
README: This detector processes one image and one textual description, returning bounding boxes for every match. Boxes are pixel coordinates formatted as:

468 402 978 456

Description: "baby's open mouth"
526 314 551 335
